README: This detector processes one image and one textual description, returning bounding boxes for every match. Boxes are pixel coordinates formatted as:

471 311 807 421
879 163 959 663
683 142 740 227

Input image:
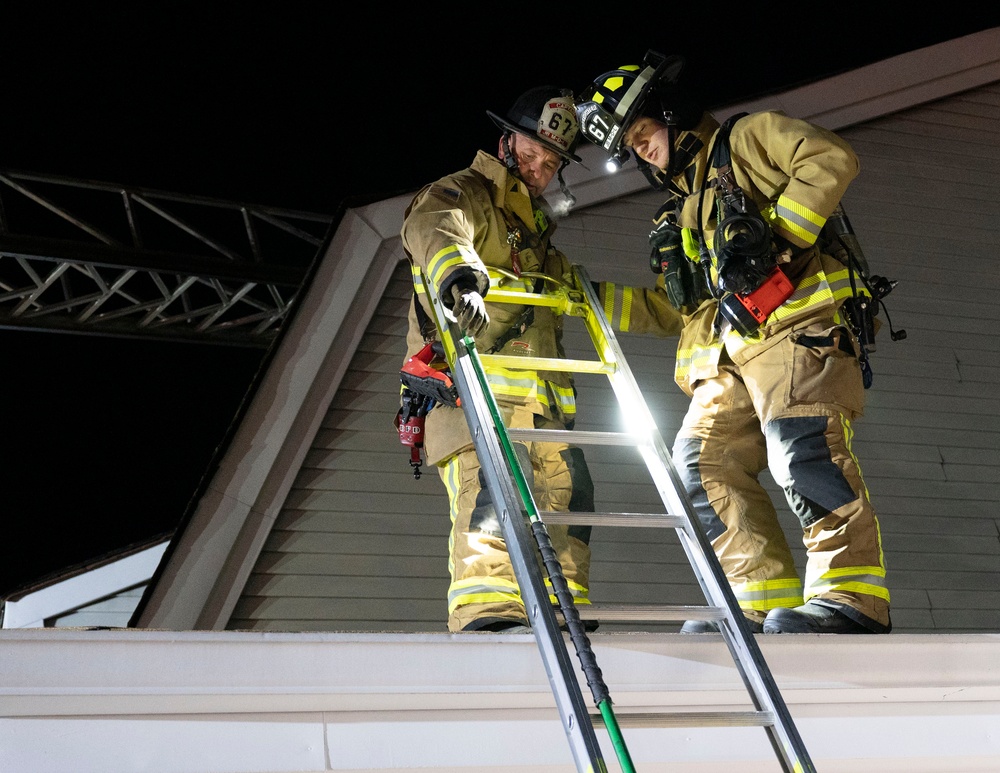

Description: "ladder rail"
424 281 614 773
417 263 817 772
574 266 816 772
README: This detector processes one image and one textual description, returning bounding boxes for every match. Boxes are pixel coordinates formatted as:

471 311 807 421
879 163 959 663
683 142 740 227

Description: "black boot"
763 600 877 634
680 616 764 634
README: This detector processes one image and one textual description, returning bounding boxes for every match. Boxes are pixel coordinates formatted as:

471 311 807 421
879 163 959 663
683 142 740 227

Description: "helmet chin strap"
635 120 702 197
500 132 520 175
501 131 577 212
556 160 575 212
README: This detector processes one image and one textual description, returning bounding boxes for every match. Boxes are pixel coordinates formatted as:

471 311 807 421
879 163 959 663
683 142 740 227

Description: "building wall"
229 84 1000 634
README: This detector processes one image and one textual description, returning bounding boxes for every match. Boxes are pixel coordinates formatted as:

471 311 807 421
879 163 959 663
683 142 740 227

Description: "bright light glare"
619 396 654 437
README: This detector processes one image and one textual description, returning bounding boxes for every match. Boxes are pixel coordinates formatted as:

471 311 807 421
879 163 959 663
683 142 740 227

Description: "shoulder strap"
710 112 749 171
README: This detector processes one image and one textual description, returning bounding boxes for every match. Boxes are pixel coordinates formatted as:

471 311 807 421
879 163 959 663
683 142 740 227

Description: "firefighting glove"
650 220 700 311
446 282 490 338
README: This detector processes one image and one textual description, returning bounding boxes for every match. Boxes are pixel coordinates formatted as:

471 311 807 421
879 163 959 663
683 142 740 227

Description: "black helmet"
487 86 582 163
576 51 692 169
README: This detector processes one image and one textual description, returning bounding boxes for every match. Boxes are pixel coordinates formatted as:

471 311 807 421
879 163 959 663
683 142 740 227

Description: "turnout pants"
672 320 891 632
438 405 594 632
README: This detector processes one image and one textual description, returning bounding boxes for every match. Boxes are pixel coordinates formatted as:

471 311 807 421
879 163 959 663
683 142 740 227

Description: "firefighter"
574 51 891 634
399 86 596 633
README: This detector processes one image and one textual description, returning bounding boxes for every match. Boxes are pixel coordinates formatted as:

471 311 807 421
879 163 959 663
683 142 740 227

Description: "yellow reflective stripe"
841 415 870 500
411 264 427 294
544 577 591 604
675 341 723 376
482 369 577 416
448 576 523 614
484 367 538 397
723 266 871 335
620 286 633 331
775 194 825 244
733 577 804 612
603 282 616 321
441 457 462 575
426 244 479 292
805 565 890 603
549 381 577 416
602 283 633 332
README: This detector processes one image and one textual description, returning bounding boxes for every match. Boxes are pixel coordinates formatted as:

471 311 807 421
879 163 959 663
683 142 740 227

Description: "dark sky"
3 8 999 593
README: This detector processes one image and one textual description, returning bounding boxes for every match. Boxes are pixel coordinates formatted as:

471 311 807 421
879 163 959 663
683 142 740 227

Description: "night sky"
3 7 998 593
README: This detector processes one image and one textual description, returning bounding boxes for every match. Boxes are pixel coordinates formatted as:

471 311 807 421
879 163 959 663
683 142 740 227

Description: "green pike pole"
461 334 636 773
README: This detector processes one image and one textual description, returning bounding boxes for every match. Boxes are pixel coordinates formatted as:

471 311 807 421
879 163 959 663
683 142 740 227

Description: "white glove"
447 284 490 337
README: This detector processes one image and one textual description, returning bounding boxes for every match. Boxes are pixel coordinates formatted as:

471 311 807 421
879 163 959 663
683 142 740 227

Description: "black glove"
649 221 705 312
447 283 490 337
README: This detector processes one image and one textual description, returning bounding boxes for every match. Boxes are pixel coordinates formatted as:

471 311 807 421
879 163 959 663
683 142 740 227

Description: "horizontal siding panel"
889 569 1000 589
273 509 447 537
851 425 999 450
862 477 999 500
234 85 1000 635
870 497 1000 518
877 515 998 536
887 533 1000 555
930 609 1000 630
250 552 445 578
282 488 447 515
941 446 1000 465
355 332 409 356
928 589 1000 608
321 404 404 432
241 574 446 599
313 427 409 452
230 596 443 622
851 442 947 463
852 407 1000 433
263 530 443 557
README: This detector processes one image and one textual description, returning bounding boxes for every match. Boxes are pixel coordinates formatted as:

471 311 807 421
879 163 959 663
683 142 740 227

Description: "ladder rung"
539 511 684 528
594 710 776 729
480 354 615 374
576 604 726 623
506 427 642 446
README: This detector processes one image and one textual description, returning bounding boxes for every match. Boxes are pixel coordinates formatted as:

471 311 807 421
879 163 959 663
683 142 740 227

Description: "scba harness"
652 113 905 387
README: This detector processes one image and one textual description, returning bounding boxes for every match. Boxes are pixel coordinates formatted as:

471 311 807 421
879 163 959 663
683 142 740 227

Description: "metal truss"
0 170 333 347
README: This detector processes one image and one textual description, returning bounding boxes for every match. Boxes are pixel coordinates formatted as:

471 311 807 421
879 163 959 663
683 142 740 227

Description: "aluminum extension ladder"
424 263 816 773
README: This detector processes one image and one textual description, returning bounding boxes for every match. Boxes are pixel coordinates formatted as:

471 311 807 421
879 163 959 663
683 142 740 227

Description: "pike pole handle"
459 334 636 773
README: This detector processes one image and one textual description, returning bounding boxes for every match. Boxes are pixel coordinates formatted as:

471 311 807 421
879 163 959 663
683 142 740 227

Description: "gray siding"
230 84 1000 634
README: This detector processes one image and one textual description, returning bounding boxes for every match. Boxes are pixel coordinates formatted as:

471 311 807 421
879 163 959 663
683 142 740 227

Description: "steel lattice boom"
0 170 333 347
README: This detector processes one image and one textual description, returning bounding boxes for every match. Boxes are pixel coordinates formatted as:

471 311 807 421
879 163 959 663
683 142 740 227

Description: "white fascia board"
137 210 400 631
2 630 1000 771
1 542 167 629
724 27 1000 130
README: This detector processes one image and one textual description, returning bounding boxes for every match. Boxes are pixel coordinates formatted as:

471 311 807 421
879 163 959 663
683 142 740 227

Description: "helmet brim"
487 111 583 164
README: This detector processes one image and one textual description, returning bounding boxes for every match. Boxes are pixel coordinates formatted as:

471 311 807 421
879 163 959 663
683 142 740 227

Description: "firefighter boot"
763 600 873 634
681 614 764 634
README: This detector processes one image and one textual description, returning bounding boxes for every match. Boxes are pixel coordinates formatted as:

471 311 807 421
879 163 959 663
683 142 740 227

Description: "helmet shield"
576 52 684 165
488 86 582 163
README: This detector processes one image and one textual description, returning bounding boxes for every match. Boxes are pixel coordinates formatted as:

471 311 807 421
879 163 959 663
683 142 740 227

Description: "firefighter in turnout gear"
575 51 891 634
400 86 596 633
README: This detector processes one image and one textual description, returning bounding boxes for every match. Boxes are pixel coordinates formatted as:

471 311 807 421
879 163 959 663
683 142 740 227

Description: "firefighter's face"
624 117 672 172
501 133 562 198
